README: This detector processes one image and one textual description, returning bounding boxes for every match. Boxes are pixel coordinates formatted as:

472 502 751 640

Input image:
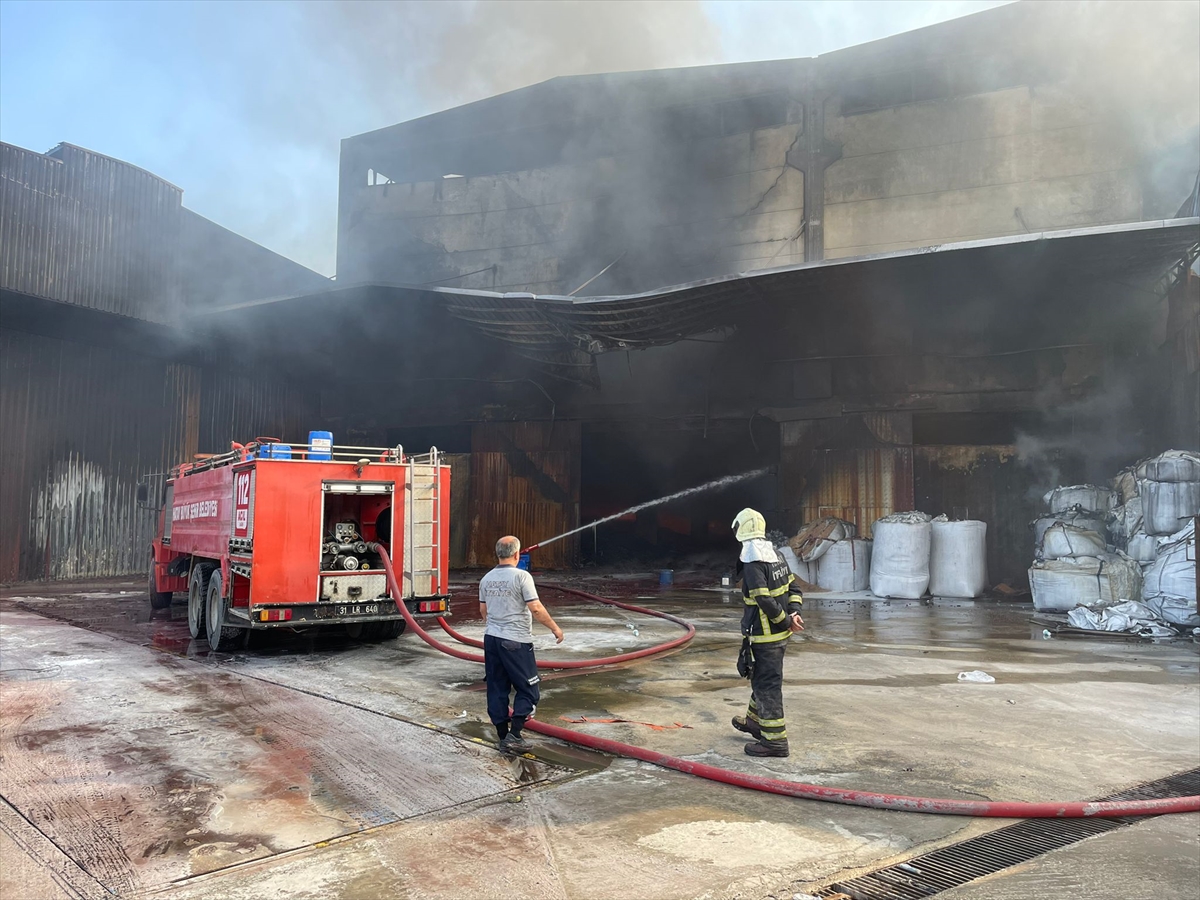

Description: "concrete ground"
1 574 1197 900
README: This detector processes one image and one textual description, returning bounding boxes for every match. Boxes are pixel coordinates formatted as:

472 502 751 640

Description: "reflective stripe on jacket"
739 557 803 644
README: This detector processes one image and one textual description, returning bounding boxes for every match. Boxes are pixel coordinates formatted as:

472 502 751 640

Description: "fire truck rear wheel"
368 620 406 641
148 553 173 610
205 572 242 651
187 564 213 638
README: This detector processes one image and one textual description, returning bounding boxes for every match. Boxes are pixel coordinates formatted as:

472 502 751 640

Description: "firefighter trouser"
745 639 788 744
484 634 540 729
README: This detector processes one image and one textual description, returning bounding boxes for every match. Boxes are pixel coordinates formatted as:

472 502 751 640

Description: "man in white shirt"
479 535 564 753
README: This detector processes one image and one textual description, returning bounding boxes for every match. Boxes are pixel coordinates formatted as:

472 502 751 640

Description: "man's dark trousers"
484 634 541 732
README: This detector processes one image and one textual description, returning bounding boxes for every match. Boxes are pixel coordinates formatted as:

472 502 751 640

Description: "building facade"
0 142 328 581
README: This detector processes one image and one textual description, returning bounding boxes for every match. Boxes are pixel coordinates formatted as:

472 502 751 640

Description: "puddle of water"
455 719 612 775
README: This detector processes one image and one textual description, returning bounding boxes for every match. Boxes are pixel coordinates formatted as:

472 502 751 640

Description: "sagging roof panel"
202 217 1200 346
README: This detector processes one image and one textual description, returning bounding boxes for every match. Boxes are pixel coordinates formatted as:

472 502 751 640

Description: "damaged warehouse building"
2 0 1198 598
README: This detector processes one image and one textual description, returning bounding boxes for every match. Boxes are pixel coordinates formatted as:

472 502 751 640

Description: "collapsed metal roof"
200 217 1200 384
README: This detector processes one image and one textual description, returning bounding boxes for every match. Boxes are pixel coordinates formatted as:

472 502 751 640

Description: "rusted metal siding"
467 422 581 569
798 448 914 537
445 453 471 568
0 327 318 582
0 142 182 323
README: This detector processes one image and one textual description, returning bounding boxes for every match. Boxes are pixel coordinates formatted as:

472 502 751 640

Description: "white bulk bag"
816 538 872 591
869 512 932 599
1040 522 1107 560
1136 450 1200 484
1142 522 1198 626
929 519 988 598
1141 479 1200 535
1043 485 1113 515
1125 530 1158 565
778 545 813 584
1029 552 1143 612
1032 510 1108 550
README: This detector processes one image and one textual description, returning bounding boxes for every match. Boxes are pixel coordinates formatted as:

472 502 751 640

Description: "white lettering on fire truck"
172 500 219 522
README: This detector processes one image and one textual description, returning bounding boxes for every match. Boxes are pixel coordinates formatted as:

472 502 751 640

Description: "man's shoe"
731 716 762 739
499 733 533 754
744 739 789 758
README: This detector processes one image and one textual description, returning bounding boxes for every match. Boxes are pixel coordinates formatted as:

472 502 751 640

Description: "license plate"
335 602 384 618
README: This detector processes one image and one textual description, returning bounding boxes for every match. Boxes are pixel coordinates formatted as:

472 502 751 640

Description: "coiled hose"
434 584 694 668
375 548 1200 818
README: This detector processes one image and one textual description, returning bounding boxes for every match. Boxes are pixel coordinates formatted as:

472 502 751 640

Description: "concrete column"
787 94 842 262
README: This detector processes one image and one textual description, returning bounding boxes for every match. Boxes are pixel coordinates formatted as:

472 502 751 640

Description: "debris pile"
1030 450 1199 630
1066 600 1177 638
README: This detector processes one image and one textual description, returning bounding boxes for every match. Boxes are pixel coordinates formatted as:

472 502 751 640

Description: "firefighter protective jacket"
739 557 803 643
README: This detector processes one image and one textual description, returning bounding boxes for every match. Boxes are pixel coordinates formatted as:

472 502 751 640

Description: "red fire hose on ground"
375 548 1200 818
433 584 695 669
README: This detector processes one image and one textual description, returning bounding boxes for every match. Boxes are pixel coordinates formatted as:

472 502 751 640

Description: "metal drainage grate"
816 767 1200 900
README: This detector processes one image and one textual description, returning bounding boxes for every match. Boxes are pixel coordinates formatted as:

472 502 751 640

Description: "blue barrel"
659 569 674 586
308 430 333 461
517 553 531 571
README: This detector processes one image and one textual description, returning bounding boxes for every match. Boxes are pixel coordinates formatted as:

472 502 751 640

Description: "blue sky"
0 0 1007 275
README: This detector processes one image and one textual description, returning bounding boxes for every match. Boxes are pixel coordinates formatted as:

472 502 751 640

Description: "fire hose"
434 585 696 668
375 547 1200 818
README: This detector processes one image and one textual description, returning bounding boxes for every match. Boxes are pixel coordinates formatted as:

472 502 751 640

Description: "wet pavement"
1 574 1198 899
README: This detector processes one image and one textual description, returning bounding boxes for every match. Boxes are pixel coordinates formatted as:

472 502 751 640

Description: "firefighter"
479 535 564 753
730 508 804 758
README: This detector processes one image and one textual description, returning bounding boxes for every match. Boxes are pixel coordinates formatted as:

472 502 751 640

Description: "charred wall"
337 2 1198 294
1 142 183 322
466 421 581 569
0 141 329 583
0 328 318 582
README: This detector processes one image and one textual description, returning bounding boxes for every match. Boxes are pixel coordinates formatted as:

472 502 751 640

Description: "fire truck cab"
145 438 450 651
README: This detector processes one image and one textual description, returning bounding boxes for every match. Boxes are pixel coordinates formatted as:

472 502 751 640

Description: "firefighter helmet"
731 508 766 542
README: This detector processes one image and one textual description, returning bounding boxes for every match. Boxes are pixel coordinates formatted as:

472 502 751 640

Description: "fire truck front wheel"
187 564 214 638
205 572 242 651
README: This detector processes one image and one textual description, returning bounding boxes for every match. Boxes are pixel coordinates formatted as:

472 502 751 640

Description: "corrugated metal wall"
799 447 915 537
0 328 317 583
467 421 581 569
198 368 316 454
444 453 471 568
0 142 183 322
1165 270 1199 449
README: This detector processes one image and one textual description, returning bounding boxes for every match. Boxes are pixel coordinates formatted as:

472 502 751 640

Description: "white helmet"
731 508 766 542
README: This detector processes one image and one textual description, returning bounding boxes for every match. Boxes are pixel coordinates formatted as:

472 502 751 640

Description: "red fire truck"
144 438 450 650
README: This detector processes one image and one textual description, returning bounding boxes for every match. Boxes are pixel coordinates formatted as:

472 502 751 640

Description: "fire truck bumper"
237 597 449 627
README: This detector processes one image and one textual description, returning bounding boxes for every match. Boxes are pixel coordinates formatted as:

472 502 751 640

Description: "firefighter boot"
499 732 533 754
731 715 762 739
744 739 789 758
